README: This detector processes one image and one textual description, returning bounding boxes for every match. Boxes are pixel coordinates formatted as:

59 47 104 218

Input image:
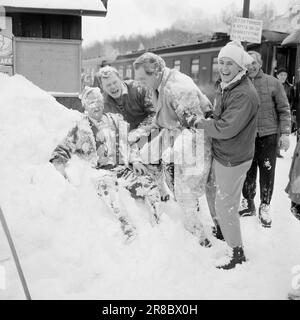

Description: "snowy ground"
0 73 300 300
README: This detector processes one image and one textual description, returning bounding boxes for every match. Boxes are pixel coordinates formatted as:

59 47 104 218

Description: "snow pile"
0 73 300 300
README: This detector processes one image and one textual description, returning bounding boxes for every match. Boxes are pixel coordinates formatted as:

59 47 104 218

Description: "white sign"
0 264 5 290
230 17 263 44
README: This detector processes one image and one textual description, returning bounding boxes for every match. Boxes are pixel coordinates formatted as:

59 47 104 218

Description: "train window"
174 60 181 71
191 58 200 81
125 65 132 79
118 66 124 78
211 57 219 83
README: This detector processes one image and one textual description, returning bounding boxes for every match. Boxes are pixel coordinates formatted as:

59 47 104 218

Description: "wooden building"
0 0 107 109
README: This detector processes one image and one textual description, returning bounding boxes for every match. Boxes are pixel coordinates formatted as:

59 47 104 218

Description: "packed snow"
0 73 300 300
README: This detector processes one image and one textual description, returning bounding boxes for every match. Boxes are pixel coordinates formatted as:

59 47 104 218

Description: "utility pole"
242 0 250 49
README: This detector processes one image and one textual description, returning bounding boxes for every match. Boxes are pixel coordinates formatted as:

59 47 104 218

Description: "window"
125 65 132 79
174 59 181 71
191 58 200 81
10 13 81 40
211 57 219 83
118 66 124 78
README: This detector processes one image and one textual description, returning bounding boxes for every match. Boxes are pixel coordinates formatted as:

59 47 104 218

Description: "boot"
239 198 256 217
291 201 300 221
216 246 246 270
212 224 224 241
288 287 300 300
258 203 272 228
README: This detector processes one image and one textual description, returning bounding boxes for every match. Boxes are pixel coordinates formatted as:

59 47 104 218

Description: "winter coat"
103 80 155 132
251 69 291 137
203 74 260 167
293 81 300 128
153 67 212 129
285 139 300 204
146 67 213 208
50 113 140 168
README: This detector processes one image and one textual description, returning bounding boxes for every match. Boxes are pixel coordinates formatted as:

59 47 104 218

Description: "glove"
132 161 147 175
278 134 290 152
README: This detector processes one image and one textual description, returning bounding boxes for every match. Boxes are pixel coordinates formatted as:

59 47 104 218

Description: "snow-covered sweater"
50 113 140 168
153 67 212 129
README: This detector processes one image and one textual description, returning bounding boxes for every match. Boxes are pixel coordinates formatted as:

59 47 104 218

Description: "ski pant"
207 158 252 248
163 139 212 241
94 165 161 228
242 134 277 205
116 166 161 224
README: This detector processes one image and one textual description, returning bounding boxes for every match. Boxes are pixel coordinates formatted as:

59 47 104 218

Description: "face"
134 67 157 89
247 54 262 79
84 94 103 121
277 72 288 83
101 73 123 99
218 57 242 83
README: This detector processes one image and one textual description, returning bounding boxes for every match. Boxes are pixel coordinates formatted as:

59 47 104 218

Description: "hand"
193 117 205 129
53 162 67 178
132 161 147 175
194 117 210 129
128 131 139 145
278 134 290 152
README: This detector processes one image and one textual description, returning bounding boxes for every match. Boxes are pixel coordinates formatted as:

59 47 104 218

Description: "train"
82 30 296 101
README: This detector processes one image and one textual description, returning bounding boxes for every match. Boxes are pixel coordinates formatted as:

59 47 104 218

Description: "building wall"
14 37 81 93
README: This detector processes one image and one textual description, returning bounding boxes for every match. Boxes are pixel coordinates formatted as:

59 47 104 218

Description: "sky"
82 0 294 46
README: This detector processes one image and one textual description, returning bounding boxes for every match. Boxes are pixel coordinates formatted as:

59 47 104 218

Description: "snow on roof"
0 0 107 16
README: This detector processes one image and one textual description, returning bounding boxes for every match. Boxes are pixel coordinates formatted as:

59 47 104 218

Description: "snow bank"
0 73 300 300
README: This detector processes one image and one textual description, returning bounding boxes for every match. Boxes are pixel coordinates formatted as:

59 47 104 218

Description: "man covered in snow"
50 87 162 242
239 51 291 228
195 41 259 269
96 66 155 145
133 52 213 247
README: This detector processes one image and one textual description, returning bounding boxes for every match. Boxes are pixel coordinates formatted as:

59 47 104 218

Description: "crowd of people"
52 40 300 299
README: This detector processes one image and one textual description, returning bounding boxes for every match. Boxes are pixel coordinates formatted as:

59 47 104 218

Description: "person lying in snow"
50 87 163 243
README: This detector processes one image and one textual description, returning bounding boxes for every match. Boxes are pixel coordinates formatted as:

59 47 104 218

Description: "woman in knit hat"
195 41 260 269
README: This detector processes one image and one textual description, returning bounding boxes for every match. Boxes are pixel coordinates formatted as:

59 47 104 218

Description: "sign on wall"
230 17 263 44
0 15 13 74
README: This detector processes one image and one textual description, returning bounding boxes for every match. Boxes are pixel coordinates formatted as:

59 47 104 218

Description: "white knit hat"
218 40 253 69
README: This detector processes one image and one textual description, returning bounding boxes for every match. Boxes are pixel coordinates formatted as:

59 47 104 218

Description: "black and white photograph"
0 0 300 303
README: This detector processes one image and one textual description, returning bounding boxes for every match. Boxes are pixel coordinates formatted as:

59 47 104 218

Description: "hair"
247 50 262 65
80 86 103 109
97 66 120 82
133 52 166 75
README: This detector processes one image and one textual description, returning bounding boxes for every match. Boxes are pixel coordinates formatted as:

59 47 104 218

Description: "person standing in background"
239 51 291 228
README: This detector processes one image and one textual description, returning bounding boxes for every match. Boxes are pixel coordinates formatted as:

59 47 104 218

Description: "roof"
281 29 300 46
0 0 107 17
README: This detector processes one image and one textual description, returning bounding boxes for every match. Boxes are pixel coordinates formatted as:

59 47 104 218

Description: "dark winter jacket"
251 69 291 136
203 74 260 167
103 80 155 131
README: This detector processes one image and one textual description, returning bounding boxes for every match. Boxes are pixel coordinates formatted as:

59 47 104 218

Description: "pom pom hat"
218 40 253 70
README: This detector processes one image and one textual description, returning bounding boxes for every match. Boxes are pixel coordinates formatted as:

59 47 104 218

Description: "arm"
274 80 291 135
170 87 212 127
200 93 256 140
50 118 97 170
129 86 156 143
